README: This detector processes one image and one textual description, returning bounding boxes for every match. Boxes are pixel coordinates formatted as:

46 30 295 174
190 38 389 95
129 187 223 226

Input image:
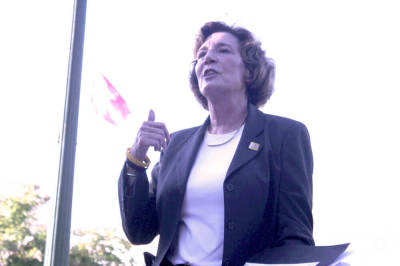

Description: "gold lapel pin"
248 141 260 151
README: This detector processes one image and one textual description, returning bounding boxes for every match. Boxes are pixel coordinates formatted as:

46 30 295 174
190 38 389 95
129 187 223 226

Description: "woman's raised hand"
129 109 170 161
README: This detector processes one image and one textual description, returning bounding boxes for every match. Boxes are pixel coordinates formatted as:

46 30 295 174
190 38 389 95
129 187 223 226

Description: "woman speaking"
118 21 314 266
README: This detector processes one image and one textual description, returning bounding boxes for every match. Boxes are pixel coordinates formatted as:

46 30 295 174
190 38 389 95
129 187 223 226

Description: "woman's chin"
200 82 224 95
200 86 219 100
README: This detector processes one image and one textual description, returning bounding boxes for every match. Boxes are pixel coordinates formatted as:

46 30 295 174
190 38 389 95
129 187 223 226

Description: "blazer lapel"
158 120 209 261
226 104 265 178
170 104 265 196
175 118 209 194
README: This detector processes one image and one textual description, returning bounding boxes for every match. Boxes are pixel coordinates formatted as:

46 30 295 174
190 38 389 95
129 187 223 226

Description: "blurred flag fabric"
89 75 131 126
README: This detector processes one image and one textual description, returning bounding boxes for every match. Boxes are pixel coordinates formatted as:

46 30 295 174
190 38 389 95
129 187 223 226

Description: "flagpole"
44 0 87 265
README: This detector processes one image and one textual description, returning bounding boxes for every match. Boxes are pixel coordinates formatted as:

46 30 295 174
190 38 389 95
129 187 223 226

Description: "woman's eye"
197 51 206 58
219 48 230 53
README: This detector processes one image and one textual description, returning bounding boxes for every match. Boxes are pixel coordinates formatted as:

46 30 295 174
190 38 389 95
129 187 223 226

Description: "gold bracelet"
126 147 151 168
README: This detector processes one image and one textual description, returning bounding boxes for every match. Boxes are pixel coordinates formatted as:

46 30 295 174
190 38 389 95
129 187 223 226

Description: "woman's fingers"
142 121 170 141
138 137 162 151
142 109 169 142
131 109 170 157
137 131 166 151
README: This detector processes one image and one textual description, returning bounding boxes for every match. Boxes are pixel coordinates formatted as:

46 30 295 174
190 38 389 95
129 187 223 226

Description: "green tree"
0 185 47 265
0 185 136 265
69 229 135 266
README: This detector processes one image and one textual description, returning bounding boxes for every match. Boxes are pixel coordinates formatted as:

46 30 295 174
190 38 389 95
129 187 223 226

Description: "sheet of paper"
245 263 319 266
245 243 350 266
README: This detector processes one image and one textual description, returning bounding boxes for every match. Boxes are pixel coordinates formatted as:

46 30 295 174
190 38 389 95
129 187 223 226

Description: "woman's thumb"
148 109 155 121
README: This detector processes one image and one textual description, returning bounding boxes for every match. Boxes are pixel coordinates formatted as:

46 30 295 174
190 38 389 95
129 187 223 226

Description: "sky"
1 0 400 264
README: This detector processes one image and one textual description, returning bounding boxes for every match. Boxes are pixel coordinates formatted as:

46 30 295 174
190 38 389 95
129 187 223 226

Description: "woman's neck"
207 96 248 134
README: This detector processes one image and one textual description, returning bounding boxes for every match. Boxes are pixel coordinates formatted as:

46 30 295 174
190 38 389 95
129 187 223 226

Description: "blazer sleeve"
118 161 160 244
274 122 315 246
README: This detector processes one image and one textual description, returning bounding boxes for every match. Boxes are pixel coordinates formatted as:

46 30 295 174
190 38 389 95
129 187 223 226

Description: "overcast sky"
1 0 399 264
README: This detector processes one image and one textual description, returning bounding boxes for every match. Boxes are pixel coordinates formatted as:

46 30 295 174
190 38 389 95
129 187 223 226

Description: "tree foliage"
0 185 136 265
0 185 47 265
69 228 135 266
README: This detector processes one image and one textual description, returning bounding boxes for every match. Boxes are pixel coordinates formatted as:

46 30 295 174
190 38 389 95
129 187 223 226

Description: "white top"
168 124 245 266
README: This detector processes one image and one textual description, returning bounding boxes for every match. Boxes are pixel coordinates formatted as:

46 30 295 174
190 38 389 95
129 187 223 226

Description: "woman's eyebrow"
198 42 233 52
215 42 232 49
198 46 208 52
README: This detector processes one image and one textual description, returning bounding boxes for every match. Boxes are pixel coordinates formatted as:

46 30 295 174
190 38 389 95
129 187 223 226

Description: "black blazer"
118 104 314 266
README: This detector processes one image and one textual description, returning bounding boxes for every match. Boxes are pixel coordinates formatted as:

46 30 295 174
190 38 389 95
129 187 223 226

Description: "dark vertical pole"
44 0 87 265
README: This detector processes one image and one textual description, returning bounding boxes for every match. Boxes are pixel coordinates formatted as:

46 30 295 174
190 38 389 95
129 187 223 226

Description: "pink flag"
89 75 131 126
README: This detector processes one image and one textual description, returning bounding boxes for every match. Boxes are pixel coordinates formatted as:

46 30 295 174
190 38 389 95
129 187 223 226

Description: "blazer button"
225 183 234 192
227 222 235 231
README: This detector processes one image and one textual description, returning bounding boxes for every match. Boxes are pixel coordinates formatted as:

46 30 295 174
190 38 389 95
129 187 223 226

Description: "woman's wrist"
125 161 143 177
126 159 146 172
126 147 151 169
128 146 147 161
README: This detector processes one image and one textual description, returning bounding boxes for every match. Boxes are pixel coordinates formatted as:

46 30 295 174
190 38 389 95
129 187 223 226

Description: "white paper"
244 263 319 266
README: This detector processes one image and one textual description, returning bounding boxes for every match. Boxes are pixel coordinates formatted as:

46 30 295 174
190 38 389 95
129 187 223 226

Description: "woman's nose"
204 50 217 64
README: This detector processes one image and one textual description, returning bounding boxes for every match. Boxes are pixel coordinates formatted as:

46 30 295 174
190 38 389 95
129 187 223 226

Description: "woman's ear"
244 68 252 82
